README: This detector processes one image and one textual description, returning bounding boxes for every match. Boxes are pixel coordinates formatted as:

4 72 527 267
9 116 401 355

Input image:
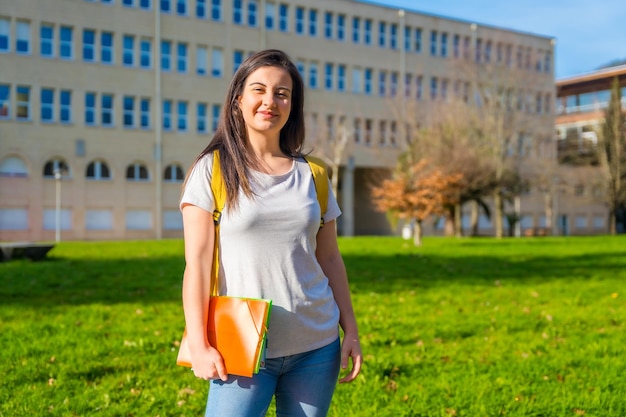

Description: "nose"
262 92 276 108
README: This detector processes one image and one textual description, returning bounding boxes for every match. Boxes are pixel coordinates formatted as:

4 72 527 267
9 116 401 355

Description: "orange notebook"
177 296 272 378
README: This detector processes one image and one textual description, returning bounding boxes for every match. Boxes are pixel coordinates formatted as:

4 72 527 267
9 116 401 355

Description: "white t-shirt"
180 153 342 358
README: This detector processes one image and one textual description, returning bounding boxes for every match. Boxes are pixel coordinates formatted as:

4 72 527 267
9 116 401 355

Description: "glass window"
101 94 113 126
364 19 372 45
430 30 437 56
233 49 244 73
430 77 438 100
309 62 318 89
40 88 54 122
164 164 184 182
123 35 134 66
390 72 398 96
101 31 114 64
378 71 386 96
211 48 223 77
324 12 332 39
416 75 423 100
453 34 460 58
161 0 171 13
212 104 220 131
308 9 317 36
177 42 187 73
337 65 345 92
123 0 134 7
140 0 151 9
85 92 96 125
161 40 171 70
126 163 149 181
140 38 151 68
40 24 54 57
59 26 73 59
278 4 288 32
352 68 362 94
364 68 372 95
485 40 491 62
296 60 305 79
177 101 188 131
337 14 345 41
60 90 71 123
265 2 275 30
86 161 111 180
248 0 257 27
441 32 448 57
140 98 150 128
196 0 206 18
390 24 397 49
414 28 422 53
353 17 360 43
0 17 10 52
403 26 410 51
404 73 411 97
196 45 208 75
233 0 242 24
0 84 9 118
211 0 221 21
324 63 333 90
378 22 386 47
43 159 69 178
162 100 172 130
16 85 30 120
16 21 31 54
83 29 96 62
123 95 135 127
197 102 207 133
295 7 304 35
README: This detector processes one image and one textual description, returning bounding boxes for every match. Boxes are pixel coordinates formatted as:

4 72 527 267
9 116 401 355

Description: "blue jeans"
205 338 341 417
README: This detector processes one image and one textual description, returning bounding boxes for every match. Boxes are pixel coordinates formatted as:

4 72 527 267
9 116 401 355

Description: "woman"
179 49 362 416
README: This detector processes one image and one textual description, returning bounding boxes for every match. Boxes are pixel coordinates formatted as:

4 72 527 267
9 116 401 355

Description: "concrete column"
341 156 355 237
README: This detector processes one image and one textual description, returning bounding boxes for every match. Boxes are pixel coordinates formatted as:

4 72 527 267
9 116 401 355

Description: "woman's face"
238 65 293 141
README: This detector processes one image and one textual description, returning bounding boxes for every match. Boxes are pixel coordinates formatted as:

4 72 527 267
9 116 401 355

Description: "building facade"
555 65 626 234
0 0 555 241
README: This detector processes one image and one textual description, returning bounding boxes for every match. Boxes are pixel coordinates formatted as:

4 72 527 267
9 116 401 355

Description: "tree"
370 158 463 246
597 77 626 234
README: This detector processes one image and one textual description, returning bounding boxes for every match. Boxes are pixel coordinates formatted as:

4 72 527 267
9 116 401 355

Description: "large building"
555 64 626 234
0 0 555 241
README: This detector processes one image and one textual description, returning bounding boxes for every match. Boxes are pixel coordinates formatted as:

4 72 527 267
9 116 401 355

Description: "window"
164 164 184 182
140 38 151 68
40 24 54 57
233 49 244 73
83 29 96 62
324 63 333 90
123 35 134 66
101 94 113 126
197 102 207 133
0 17 9 52
364 119 372 145
211 104 220 131
196 0 206 18
126 163 149 181
441 32 448 57
0 156 28 178
353 118 361 143
248 0 257 27
485 40 492 63
295 7 304 35
41 88 54 122
296 60 305 78
390 72 397 97
390 24 397 49
16 21 31 54
324 12 332 39
43 159 69 179
265 2 275 30
309 62 318 89
544 51 552 73
414 28 422 53
464 36 471 60
337 65 345 92
140 0 151 9
337 14 345 41
379 120 386 145
378 71 386 96
279 4 288 32
211 48 223 77
364 68 372 95
86 210 113 230
177 42 187 73
364 19 372 45
161 40 171 70
196 45 208 75
59 26 73 59
161 0 171 13
352 17 360 43
416 75 423 100
352 68 362 94
404 73 411 97
126 210 152 230
441 78 448 100
86 160 111 180
0 84 11 118
177 101 188 131
123 0 134 7
476 38 483 63
403 26 410 51
233 0 243 24
101 31 113 64
16 86 30 120
453 34 460 58
85 92 96 125
60 90 71 123
430 30 437 56
309 9 317 36
140 98 150 128
378 22 386 47
162 99 172 130
430 77 438 99
123 95 135 127
211 0 221 21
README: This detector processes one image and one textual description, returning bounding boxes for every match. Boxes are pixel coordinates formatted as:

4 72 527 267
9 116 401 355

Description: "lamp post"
54 168 62 242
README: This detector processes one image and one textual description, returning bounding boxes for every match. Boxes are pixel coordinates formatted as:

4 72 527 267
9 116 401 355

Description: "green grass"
1 236 625 416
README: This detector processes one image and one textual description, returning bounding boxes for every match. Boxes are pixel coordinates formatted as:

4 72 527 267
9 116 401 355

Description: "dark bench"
0 242 55 261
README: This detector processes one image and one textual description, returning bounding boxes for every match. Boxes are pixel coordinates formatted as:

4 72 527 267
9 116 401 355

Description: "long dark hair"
183 49 305 211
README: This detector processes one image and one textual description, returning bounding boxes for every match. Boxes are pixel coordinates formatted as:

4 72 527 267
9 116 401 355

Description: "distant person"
179 49 362 416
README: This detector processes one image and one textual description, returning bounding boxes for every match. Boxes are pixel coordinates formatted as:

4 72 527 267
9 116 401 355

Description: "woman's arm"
316 220 363 383
181 204 227 381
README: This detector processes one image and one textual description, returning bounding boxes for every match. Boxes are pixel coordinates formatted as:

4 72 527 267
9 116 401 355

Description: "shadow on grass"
0 249 624 307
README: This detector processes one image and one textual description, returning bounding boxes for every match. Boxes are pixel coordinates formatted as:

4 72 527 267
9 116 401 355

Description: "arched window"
164 163 184 182
86 160 111 180
43 159 70 178
0 156 28 177
126 163 149 181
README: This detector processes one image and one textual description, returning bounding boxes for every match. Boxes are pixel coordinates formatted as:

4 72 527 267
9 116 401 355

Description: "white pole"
54 168 61 242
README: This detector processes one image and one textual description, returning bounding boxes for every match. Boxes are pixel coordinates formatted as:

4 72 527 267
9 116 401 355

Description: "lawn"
0 236 624 416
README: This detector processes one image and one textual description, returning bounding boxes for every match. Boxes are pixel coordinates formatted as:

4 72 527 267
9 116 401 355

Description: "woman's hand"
339 333 362 383
191 345 228 381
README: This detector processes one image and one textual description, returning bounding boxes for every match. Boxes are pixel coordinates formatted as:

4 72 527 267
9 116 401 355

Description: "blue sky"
361 0 626 79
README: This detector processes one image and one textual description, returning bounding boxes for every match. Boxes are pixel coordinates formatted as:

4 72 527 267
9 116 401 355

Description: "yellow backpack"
210 151 329 229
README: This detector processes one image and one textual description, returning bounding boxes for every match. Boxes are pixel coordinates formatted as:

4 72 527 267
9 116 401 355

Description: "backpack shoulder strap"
210 150 226 225
304 155 329 228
